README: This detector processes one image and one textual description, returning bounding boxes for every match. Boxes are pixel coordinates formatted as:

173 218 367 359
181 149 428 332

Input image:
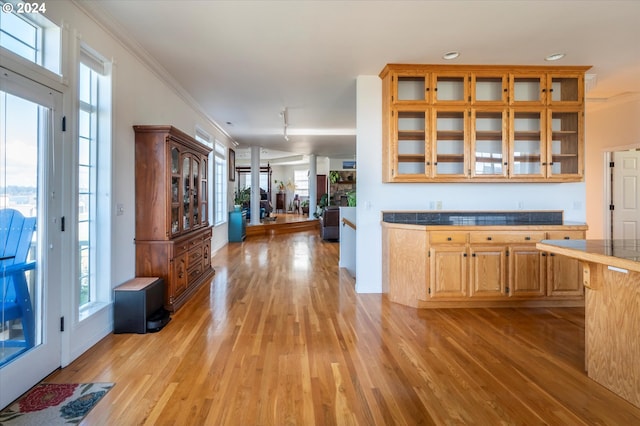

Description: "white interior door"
612 150 640 239
0 67 63 408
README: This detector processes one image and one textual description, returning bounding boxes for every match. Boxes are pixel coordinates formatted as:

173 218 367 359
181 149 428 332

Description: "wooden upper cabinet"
471 72 508 105
432 72 469 105
380 64 591 183
510 72 584 106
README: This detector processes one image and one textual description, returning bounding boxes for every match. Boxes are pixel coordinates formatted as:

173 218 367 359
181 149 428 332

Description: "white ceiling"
85 0 640 161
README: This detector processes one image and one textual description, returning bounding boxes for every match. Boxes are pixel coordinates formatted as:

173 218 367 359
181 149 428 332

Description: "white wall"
42 1 236 363
355 76 586 293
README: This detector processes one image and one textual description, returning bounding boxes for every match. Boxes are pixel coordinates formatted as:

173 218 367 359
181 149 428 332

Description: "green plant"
301 200 309 207
346 190 356 207
329 171 340 184
234 187 251 206
274 179 285 192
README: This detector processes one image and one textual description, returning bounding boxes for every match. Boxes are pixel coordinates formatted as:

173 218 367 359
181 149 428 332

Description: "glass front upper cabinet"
471 73 508 104
471 109 507 178
393 73 431 103
547 73 584 106
433 108 467 177
548 110 582 177
510 109 546 178
392 107 430 178
170 146 180 235
432 73 468 105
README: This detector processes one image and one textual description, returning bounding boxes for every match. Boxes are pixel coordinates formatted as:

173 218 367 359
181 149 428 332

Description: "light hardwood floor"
48 231 640 425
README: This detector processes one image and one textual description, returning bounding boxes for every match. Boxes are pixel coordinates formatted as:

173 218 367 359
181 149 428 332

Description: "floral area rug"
0 383 113 425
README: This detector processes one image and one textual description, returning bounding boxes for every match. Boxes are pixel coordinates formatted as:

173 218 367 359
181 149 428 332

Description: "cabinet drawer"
469 231 546 244
430 231 468 244
187 262 203 284
188 246 203 265
174 240 190 257
546 230 585 240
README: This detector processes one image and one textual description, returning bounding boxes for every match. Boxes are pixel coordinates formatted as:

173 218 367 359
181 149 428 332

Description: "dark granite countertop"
381 211 579 226
537 239 640 272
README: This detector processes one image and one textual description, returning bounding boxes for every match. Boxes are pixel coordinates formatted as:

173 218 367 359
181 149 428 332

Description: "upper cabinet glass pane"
512 76 542 103
550 111 580 175
435 110 465 175
396 76 427 102
473 111 504 176
473 76 506 103
171 147 179 174
550 76 580 103
512 111 544 176
396 110 427 175
183 157 191 230
435 76 466 102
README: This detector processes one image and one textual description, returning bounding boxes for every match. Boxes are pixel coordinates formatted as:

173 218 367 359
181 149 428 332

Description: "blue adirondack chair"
0 209 36 357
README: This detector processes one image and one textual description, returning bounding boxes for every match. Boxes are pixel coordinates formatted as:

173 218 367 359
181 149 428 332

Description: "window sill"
79 301 110 322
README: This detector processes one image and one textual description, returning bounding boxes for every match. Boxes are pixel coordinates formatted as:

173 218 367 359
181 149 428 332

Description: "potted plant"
329 171 340 184
346 190 356 207
274 180 286 193
234 187 251 208
301 199 309 214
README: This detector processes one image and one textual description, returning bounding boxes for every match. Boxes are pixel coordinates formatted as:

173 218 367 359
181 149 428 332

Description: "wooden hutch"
133 125 214 312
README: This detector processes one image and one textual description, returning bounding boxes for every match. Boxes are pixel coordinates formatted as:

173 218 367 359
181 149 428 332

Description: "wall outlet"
436 201 442 210
116 203 124 216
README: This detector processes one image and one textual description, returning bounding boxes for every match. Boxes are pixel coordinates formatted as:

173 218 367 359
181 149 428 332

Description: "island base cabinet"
586 264 640 408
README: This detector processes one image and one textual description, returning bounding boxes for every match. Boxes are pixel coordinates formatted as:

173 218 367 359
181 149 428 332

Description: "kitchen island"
536 239 640 408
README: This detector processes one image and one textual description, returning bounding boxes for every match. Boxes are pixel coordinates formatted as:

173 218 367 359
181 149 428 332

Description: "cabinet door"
546 109 583 179
432 108 468 178
545 230 585 296
547 73 584 106
510 73 544 105
391 107 431 180
199 156 208 226
509 108 547 178
546 253 583 296
471 73 508 105
429 246 467 298
471 108 508 178
469 245 507 297
432 72 469 105
172 253 188 299
508 245 545 297
192 156 200 227
182 155 192 231
170 145 181 236
393 72 431 103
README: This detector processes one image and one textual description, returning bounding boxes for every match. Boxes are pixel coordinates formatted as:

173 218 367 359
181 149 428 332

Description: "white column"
250 146 261 225
308 155 317 219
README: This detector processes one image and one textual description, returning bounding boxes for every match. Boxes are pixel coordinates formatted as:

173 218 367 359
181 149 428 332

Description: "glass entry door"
0 67 62 408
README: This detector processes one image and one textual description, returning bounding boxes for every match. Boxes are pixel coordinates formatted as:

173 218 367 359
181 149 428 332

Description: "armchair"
319 206 340 241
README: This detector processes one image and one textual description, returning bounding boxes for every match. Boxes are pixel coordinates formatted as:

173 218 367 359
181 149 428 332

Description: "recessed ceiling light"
442 51 460 60
545 53 566 61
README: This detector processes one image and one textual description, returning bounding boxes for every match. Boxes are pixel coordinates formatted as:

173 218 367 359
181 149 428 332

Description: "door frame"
0 66 64 408
603 143 640 239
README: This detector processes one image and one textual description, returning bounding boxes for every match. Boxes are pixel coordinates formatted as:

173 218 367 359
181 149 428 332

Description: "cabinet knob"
564 236 570 240
525 236 531 241
487 236 492 241
447 237 452 241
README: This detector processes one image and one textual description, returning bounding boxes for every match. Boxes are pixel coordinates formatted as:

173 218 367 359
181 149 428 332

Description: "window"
77 47 111 319
0 4 60 73
294 169 309 197
214 142 227 225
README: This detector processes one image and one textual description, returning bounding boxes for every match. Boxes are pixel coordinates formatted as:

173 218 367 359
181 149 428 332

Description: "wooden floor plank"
42 230 640 425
